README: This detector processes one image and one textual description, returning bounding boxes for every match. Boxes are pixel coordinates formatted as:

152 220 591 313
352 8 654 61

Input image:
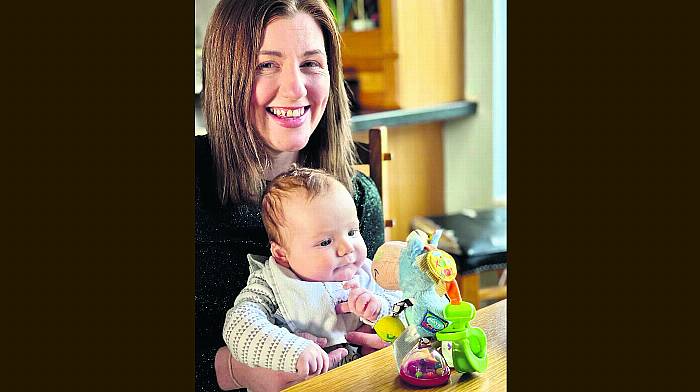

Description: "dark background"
3 0 697 391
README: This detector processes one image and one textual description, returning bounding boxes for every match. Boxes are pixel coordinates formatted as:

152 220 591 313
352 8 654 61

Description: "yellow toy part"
425 249 457 283
374 315 406 343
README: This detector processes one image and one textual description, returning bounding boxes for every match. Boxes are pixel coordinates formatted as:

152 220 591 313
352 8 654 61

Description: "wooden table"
284 300 506 391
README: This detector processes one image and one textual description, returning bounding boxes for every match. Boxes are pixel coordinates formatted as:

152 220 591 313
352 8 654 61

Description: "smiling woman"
196 1 387 391
250 13 330 160
202 0 355 204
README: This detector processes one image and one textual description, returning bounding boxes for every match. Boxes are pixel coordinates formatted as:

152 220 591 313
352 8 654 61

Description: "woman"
196 0 387 390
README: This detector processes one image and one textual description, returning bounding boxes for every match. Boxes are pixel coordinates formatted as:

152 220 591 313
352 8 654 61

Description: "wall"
195 0 219 48
492 0 507 202
443 0 498 212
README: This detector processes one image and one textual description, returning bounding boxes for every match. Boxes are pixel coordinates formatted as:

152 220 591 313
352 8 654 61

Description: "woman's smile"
265 105 311 128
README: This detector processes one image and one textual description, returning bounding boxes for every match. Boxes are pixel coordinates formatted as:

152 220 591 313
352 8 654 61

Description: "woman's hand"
344 324 390 356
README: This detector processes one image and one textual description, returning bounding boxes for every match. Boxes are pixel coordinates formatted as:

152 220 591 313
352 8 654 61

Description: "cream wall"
195 0 219 47
443 0 496 212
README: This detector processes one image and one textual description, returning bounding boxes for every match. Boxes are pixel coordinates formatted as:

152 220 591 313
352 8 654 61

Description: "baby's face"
279 182 367 282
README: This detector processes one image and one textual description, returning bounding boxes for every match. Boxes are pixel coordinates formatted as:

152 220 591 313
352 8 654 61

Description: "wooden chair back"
353 127 394 238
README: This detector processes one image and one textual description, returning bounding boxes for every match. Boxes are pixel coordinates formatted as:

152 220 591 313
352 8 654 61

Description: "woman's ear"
270 241 290 267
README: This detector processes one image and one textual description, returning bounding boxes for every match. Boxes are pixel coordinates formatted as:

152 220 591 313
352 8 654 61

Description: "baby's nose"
337 239 354 256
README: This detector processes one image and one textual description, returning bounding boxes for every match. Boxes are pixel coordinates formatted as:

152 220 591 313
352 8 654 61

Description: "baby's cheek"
358 242 368 261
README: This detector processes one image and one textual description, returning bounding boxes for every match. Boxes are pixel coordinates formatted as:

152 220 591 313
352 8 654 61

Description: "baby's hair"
262 164 346 245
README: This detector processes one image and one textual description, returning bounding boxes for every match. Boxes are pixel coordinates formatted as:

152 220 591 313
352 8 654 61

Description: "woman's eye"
301 60 321 68
320 239 332 247
256 62 275 71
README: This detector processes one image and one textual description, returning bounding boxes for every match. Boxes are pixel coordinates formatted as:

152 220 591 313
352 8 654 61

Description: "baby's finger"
363 300 381 321
297 360 309 377
354 292 372 313
322 350 330 374
315 351 326 375
342 280 360 290
335 301 351 314
307 357 317 376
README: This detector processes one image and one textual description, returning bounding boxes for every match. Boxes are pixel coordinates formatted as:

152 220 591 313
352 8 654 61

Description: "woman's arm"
215 346 306 392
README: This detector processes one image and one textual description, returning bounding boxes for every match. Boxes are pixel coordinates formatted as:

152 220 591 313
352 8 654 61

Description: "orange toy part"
446 280 461 305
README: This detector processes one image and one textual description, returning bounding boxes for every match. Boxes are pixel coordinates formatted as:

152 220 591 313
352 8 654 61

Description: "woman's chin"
270 137 312 153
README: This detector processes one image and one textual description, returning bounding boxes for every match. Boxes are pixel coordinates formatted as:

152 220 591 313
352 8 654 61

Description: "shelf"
350 100 477 132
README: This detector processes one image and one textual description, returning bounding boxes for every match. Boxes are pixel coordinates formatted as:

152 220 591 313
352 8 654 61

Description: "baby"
222 166 403 377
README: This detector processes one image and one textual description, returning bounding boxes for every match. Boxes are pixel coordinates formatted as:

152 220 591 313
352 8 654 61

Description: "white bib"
252 255 374 346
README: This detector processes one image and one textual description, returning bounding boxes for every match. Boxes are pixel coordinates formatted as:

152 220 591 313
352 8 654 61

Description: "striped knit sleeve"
222 269 314 373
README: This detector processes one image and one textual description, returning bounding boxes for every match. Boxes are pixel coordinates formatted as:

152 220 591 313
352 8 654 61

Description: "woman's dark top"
195 135 385 391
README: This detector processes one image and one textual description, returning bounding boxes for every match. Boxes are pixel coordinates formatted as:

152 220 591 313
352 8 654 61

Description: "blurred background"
195 0 507 306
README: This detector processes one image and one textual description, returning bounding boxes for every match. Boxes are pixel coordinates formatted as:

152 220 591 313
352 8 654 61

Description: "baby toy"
372 229 488 386
399 338 450 387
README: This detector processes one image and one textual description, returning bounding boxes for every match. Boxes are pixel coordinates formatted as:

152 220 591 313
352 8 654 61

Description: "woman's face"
251 13 331 154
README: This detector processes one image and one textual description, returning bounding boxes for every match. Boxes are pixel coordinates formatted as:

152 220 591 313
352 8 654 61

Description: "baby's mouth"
337 262 357 272
266 105 310 119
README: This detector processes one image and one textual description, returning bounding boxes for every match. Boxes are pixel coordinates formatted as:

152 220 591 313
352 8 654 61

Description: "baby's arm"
223 270 319 374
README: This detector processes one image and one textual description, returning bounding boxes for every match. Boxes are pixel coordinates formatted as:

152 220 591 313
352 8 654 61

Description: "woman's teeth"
269 107 305 118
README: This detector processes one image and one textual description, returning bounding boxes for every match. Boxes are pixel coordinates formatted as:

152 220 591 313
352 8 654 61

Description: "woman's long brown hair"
202 0 357 205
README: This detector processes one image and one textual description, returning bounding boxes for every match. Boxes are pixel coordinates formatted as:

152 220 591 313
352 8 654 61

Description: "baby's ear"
270 241 290 267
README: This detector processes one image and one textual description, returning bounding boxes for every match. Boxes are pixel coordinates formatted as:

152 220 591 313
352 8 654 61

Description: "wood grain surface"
284 300 507 392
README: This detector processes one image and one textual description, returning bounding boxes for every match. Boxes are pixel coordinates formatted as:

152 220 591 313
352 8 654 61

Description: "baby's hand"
338 281 382 322
296 344 329 377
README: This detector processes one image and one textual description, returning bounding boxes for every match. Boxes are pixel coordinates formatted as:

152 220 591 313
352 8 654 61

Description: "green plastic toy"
435 301 488 373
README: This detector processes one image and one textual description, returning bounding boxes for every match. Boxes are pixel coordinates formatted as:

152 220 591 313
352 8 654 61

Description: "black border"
509 1 696 389
7 0 697 390
7 2 194 391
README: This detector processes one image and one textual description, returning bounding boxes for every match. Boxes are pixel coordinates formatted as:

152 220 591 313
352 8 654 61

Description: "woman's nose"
279 65 307 100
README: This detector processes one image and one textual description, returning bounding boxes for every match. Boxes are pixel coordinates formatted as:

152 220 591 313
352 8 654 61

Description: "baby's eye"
319 238 332 247
348 229 358 237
